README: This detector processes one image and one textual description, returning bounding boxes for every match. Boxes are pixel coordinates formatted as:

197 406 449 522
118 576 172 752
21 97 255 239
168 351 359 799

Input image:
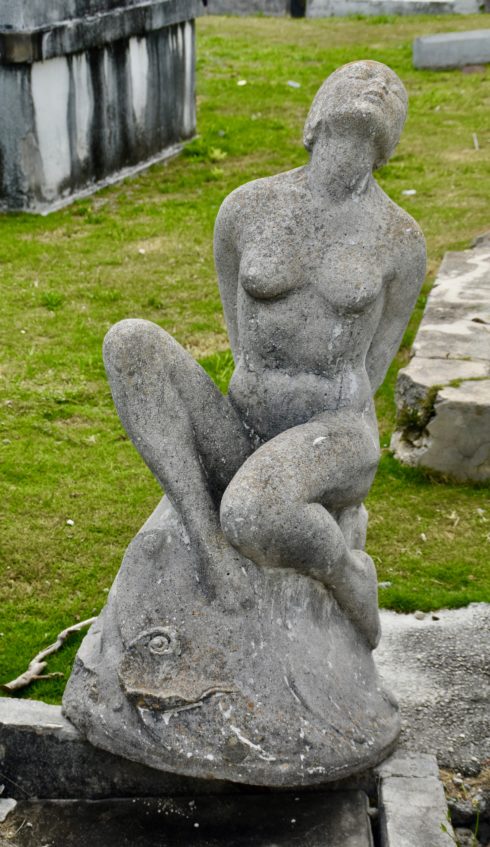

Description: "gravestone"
413 29 490 69
62 60 426 788
0 0 202 213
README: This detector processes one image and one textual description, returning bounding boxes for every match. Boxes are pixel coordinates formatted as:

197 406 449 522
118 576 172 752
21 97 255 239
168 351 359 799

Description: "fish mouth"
128 684 237 714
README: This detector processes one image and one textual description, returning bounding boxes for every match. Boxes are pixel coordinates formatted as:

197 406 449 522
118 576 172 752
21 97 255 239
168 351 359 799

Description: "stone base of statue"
63 496 399 787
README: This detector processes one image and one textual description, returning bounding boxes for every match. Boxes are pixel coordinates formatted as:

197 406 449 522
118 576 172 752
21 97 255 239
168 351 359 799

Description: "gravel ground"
376 603 490 776
376 604 490 842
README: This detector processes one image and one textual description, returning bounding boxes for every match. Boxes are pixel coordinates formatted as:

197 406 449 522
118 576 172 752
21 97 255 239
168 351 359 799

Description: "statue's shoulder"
217 168 304 226
380 196 426 285
384 196 426 257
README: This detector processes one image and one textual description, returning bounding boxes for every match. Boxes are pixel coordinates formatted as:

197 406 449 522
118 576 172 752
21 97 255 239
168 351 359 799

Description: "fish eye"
148 633 172 654
127 624 181 656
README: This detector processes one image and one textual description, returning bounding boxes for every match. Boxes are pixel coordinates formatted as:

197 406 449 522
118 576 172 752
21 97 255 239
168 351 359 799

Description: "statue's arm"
366 227 426 394
214 195 241 360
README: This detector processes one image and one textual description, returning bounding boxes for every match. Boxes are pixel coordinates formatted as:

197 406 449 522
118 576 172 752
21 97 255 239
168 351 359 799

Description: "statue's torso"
226 167 404 440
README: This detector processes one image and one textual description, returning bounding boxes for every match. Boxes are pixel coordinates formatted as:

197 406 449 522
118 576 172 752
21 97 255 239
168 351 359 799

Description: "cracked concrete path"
376 603 490 775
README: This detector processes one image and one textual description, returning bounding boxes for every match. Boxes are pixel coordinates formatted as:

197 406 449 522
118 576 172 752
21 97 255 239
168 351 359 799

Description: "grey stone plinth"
413 29 490 69
0 0 202 212
377 752 455 846
306 0 479 16
391 235 490 480
0 696 380 800
0 697 234 800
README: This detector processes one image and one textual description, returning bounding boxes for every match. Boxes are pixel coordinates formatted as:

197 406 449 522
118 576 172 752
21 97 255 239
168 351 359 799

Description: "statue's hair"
303 60 408 169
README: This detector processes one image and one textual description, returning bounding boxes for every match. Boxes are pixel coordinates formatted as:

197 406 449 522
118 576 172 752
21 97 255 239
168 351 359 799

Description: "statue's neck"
306 134 377 203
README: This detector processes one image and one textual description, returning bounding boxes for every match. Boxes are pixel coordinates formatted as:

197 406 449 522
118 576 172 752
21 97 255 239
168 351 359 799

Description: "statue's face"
304 61 408 166
325 61 407 121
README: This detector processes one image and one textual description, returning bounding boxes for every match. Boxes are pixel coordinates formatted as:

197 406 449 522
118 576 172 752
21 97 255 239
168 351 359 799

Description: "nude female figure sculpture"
63 60 426 786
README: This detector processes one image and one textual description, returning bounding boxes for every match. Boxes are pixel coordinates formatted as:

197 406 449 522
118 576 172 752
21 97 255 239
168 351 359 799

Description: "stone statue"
63 60 426 787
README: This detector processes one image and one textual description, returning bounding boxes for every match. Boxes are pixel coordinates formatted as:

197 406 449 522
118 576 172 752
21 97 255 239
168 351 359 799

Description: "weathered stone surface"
63 61 426 785
0 696 381 799
307 0 479 16
377 751 458 846
0 0 199 31
0 791 373 847
0 798 17 824
391 235 490 480
413 29 490 70
204 0 288 14
0 698 237 800
0 1 201 212
378 759 455 846
0 0 202 64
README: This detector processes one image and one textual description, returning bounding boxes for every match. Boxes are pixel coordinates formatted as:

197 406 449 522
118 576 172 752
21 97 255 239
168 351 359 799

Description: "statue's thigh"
165 345 254 488
232 413 379 509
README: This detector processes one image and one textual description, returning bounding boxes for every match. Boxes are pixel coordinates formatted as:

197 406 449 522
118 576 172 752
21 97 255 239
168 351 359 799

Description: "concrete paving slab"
414 29 490 69
378 766 455 846
0 791 373 847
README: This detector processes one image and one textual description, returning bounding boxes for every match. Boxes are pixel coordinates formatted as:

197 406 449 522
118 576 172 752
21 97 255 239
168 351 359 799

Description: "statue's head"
303 60 408 170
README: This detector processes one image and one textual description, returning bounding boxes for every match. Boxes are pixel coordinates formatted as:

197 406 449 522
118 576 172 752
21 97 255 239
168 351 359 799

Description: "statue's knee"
104 319 175 378
220 484 267 556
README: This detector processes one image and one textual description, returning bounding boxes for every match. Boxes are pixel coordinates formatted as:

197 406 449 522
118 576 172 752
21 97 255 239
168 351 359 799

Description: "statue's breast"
314 242 387 316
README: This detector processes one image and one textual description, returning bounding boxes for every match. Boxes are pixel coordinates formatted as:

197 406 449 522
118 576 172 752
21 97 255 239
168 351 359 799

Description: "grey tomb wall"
0 0 202 213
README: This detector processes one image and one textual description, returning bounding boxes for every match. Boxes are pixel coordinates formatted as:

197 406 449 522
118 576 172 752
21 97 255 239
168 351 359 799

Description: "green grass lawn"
1 14 489 704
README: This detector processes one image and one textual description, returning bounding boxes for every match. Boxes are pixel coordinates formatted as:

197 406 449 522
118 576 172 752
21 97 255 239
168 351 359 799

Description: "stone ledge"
413 29 490 69
0 0 180 29
0 0 202 64
391 235 490 481
0 701 457 845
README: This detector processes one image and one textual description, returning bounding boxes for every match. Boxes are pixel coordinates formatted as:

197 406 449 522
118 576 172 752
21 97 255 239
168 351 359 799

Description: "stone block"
204 0 288 14
0 0 202 212
377 752 456 846
413 29 490 69
307 0 479 16
391 236 490 480
0 798 17 823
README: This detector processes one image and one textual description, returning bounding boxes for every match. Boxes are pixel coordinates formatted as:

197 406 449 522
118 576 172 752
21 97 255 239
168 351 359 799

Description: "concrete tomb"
0 0 202 213
62 60 426 788
392 234 490 481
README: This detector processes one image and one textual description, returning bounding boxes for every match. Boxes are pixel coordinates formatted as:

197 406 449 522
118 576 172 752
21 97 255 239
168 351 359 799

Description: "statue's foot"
203 543 255 615
330 550 381 649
